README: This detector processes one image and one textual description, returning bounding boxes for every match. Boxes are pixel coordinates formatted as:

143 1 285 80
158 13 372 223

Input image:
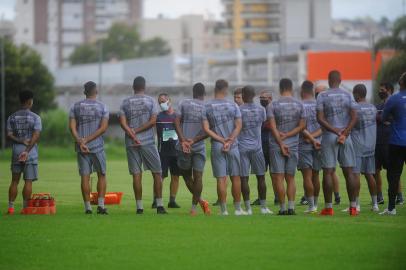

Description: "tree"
69 23 171 65
375 16 406 52
0 38 56 143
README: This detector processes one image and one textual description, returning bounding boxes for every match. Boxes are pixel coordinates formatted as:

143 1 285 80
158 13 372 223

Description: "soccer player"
174 82 211 216
316 70 359 216
234 87 244 106
298 81 322 213
315 84 341 205
202 79 246 215
6 90 42 215
380 72 406 215
239 86 272 215
267 78 305 215
119 76 167 214
351 84 379 212
155 93 181 209
69 81 109 215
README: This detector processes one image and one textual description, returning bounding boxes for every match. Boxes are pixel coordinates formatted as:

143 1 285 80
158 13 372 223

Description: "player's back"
238 103 266 151
352 102 377 157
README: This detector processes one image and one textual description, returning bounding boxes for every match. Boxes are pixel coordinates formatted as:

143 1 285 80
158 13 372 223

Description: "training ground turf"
0 147 405 270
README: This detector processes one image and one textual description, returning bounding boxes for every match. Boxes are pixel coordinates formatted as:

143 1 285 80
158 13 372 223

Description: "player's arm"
317 110 340 135
341 108 358 137
82 118 109 144
269 117 289 156
133 114 157 134
282 119 306 138
174 115 186 142
191 133 209 144
7 132 28 145
69 118 81 143
17 129 41 162
302 128 322 149
202 120 226 144
119 114 139 144
227 118 242 143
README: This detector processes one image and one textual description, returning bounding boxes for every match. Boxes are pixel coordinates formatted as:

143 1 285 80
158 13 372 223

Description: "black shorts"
375 144 389 170
160 154 180 178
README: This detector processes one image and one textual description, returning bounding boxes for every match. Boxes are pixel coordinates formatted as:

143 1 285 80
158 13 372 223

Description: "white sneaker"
260 207 273 214
304 207 318 214
357 205 361 212
379 208 397 215
220 211 229 216
371 205 379 212
234 209 248 216
341 207 349 212
246 208 253 215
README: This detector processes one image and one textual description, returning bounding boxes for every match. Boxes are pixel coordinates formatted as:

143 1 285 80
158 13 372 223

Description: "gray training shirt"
238 103 266 152
7 109 42 164
266 96 305 150
176 98 206 152
119 94 159 146
351 102 377 157
69 99 109 153
299 100 321 151
316 88 358 132
203 99 241 148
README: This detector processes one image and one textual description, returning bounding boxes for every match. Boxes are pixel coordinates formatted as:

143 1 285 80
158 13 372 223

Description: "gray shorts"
77 151 106 176
269 148 298 175
298 149 322 171
211 144 240 178
11 163 38 181
126 144 162 175
321 133 356 168
354 155 375 174
177 150 206 172
240 149 266 177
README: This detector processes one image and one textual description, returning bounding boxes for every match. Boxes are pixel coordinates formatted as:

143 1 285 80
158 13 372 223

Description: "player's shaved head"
215 79 228 93
242 85 255 103
328 70 341 88
19 90 34 104
353 84 367 101
301 80 314 96
84 81 97 97
133 76 146 92
193 82 205 98
279 78 293 93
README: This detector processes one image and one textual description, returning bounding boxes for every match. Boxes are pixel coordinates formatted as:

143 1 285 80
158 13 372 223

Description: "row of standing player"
5 71 405 216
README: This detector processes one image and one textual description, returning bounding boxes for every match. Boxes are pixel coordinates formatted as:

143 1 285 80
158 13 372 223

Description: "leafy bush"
40 109 72 146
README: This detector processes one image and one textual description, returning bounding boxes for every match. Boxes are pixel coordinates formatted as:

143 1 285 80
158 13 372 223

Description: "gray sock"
8 201 14 209
244 200 251 211
84 201 92 211
372 195 377 205
234 201 242 211
156 198 163 207
350 201 357 208
288 200 295 210
280 202 286 211
314 196 318 208
325 202 333 209
220 202 227 213
136 200 143 210
98 197 105 209
308 196 314 209
260 199 267 208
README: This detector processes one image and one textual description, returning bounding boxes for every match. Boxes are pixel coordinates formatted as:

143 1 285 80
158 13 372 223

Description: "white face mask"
160 101 169 111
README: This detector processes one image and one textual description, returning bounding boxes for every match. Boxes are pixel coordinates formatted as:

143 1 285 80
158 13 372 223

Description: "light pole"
1 37 5 150
98 40 103 101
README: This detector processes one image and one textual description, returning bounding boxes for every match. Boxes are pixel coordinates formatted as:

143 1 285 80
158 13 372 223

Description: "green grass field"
0 146 405 270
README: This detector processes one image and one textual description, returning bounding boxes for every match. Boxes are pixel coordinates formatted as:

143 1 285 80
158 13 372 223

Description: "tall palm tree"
375 16 406 52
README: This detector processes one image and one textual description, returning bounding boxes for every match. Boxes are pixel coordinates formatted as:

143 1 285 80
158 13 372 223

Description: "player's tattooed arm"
18 130 40 162
280 119 306 139
133 114 157 134
226 118 242 143
82 118 109 145
69 118 90 153
269 118 289 157
202 120 226 144
119 115 141 145
317 110 341 135
341 108 358 137
174 116 191 153
7 132 29 145
302 129 321 150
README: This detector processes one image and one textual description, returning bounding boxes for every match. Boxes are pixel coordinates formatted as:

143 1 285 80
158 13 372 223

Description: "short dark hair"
215 79 228 93
234 87 242 95
279 78 293 93
328 70 341 86
84 81 97 96
19 90 34 104
242 85 255 103
353 84 367 99
158 93 168 99
301 80 314 95
133 76 146 92
193 82 205 98
380 82 394 93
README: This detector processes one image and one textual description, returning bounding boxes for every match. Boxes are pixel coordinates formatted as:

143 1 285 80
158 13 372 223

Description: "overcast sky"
0 0 405 21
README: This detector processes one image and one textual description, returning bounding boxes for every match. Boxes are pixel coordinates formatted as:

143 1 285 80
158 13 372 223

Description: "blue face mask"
160 101 169 111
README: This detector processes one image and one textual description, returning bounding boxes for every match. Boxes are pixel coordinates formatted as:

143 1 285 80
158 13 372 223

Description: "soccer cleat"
212 200 220 206
246 208 253 215
260 207 273 215
167 201 181 208
220 211 229 216
300 196 308 205
277 210 287 215
379 208 397 215
190 209 197 216
377 196 385 205
334 196 341 205
371 205 379 212
251 198 261 206
304 207 318 214
396 197 404 205
199 199 211 215
349 207 358 216
234 209 248 216
85 209 93 215
151 201 157 209
287 209 296 215
136 209 144 215
156 206 168 214
7 208 14 215
97 206 108 215
320 208 334 216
